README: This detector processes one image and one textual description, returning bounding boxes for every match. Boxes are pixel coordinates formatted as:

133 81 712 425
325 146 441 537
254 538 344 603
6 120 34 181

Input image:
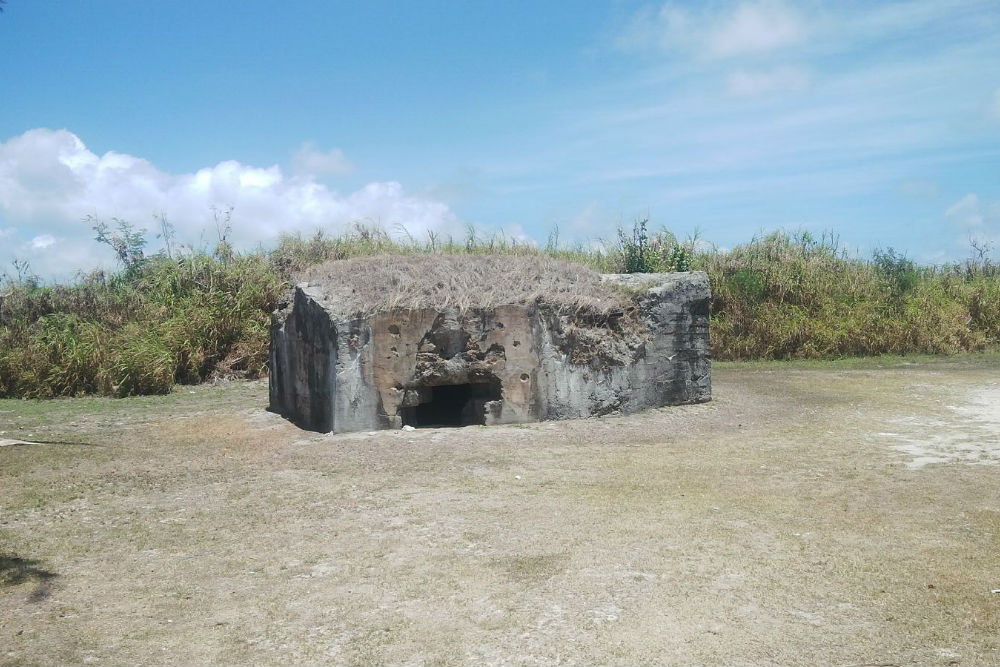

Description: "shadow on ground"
0 553 57 601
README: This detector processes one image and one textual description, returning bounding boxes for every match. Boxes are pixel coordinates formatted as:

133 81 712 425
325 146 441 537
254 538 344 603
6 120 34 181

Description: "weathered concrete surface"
269 272 710 433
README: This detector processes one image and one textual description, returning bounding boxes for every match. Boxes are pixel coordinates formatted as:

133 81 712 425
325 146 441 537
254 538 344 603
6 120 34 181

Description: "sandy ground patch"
877 380 1000 468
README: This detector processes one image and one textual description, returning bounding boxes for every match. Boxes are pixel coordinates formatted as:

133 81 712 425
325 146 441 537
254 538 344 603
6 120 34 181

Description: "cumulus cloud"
291 141 354 176
617 0 806 59
0 129 459 279
727 66 810 96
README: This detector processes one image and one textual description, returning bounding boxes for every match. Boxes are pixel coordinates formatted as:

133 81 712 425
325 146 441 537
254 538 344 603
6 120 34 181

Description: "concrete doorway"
400 379 502 428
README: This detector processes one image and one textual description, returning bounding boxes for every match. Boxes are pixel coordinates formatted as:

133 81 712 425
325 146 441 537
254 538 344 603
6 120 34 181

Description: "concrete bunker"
269 254 711 433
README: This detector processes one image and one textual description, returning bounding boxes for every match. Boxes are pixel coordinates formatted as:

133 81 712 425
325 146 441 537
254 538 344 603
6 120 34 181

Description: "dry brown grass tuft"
301 253 633 318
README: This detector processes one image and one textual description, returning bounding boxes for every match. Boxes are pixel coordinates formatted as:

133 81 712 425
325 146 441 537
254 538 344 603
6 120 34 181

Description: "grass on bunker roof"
299 253 643 318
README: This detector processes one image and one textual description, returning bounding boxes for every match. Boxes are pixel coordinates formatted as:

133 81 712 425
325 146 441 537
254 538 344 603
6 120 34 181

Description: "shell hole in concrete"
400 379 502 428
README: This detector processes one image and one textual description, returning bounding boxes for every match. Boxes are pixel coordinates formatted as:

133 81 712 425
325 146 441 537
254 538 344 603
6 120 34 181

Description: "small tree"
212 206 235 263
154 212 176 260
90 216 147 275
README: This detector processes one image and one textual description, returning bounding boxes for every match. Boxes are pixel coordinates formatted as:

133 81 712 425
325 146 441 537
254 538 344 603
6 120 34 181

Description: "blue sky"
1 1 999 279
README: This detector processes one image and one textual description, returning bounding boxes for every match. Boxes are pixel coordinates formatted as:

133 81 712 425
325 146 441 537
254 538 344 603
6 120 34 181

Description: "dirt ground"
1 356 999 666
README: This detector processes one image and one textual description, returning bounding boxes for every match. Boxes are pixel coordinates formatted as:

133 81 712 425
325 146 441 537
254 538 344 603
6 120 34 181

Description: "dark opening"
400 379 502 428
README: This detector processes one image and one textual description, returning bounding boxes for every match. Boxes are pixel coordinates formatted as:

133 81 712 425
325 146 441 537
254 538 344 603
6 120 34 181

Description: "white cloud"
0 129 459 279
841 2 994 48
727 66 810 96
566 202 603 237
945 193 1000 253
707 1 805 58
945 193 983 227
31 234 55 249
615 5 689 55
617 0 806 59
291 141 354 176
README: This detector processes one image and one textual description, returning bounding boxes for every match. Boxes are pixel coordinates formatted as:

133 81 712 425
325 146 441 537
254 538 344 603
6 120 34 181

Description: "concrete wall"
269 272 711 433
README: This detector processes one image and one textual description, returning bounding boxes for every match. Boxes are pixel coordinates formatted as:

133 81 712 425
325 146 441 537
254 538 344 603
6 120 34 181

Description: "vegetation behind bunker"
1 218 998 398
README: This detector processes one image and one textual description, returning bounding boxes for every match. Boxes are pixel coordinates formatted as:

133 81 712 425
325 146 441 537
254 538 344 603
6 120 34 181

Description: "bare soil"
2 356 999 666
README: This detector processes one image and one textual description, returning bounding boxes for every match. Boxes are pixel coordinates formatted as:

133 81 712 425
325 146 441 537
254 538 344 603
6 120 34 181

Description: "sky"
1 0 999 280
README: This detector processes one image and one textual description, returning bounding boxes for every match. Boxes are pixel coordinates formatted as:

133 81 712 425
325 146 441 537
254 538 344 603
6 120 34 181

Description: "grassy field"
2 355 999 665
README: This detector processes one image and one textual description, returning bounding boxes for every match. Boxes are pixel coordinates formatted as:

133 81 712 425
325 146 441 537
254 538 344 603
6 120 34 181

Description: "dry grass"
300 253 634 318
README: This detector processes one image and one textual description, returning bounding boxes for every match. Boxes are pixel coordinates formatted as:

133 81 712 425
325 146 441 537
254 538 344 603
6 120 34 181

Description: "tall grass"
1 220 998 398
703 231 1000 359
0 246 284 398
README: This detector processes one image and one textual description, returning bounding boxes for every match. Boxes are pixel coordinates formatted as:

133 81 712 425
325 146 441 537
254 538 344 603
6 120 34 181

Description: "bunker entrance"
400 378 502 428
